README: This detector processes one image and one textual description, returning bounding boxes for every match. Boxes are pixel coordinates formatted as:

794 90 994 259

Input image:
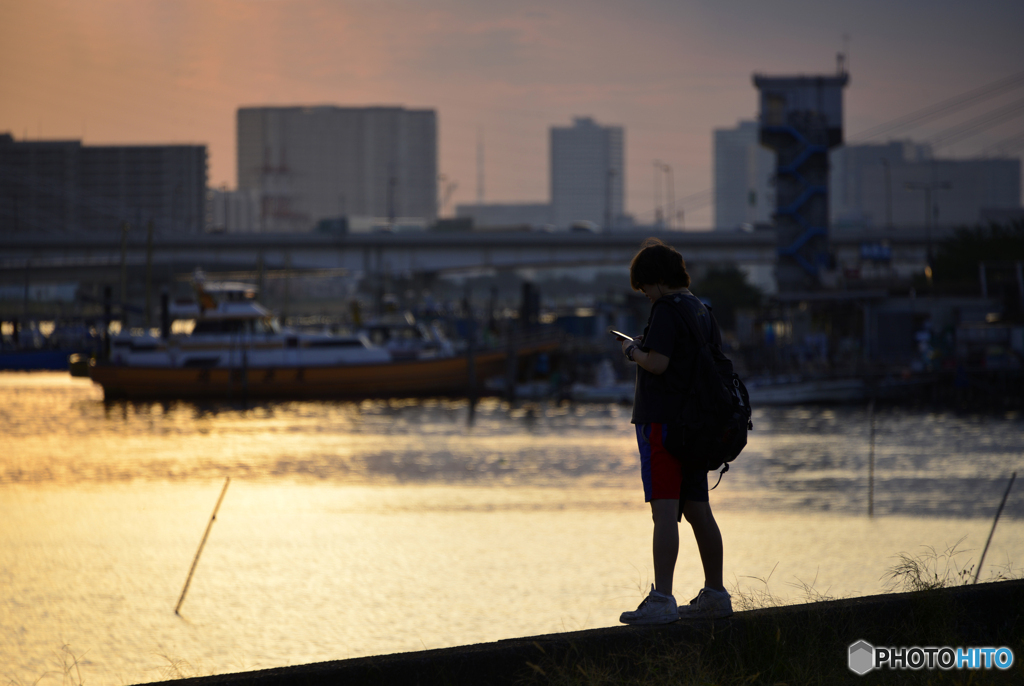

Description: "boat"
744 376 866 405
1 322 101 371
86 274 558 400
104 278 391 370
568 359 634 403
359 312 455 361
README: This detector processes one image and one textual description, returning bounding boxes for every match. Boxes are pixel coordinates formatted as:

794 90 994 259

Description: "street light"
879 158 892 230
904 180 951 279
653 161 674 228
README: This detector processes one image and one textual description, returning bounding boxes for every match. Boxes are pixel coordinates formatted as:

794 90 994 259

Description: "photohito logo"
848 641 1015 674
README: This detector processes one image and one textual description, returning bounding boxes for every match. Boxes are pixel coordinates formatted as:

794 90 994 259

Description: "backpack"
661 294 753 487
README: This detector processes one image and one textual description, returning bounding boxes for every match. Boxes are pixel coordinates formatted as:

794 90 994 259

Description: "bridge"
0 229 780 285
0 227 936 286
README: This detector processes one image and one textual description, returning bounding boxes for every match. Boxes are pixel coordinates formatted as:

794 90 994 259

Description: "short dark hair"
629 238 691 290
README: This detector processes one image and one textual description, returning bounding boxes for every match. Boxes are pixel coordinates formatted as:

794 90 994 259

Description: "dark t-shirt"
630 290 730 424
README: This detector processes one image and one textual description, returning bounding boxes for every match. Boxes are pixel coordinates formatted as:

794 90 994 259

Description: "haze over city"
2 0 1023 227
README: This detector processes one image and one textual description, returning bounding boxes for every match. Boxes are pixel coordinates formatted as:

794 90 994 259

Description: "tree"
932 220 1024 289
692 265 762 331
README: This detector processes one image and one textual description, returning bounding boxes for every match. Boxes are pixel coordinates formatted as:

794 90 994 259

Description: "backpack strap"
665 293 734 377
666 293 710 349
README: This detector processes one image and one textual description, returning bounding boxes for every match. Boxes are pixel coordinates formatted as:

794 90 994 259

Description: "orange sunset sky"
2 0 1022 227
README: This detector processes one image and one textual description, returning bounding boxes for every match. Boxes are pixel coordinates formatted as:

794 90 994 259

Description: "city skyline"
2 0 1023 228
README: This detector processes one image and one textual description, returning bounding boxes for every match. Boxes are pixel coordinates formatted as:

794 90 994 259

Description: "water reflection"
1 373 1022 518
2 373 1023 686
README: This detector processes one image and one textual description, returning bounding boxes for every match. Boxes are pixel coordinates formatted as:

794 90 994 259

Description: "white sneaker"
677 587 733 619
619 584 679 625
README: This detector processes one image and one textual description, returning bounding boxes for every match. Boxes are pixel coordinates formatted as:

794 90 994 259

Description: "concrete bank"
143 579 1024 685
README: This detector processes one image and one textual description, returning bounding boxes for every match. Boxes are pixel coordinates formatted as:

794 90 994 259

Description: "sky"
2 0 1022 227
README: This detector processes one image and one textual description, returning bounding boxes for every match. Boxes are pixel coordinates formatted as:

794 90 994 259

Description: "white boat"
108 275 390 369
745 376 866 405
359 312 455 361
569 358 634 403
87 272 561 400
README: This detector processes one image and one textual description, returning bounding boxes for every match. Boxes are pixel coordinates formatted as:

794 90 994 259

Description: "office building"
237 106 437 232
207 187 261 233
830 142 1021 230
713 120 775 230
550 117 624 229
0 133 207 234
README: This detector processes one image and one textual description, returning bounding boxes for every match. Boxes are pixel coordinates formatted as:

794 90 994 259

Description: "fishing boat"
1 322 101 371
87 274 558 400
744 375 866 405
359 311 455 361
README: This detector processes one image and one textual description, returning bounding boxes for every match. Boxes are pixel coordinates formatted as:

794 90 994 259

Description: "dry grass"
519 544 1023 686
883 536 1020 592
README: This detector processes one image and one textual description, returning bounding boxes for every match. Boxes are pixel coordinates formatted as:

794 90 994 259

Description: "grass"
518 545 1024 686
6 644 88 686
8 645 209 686
883 536 1019 593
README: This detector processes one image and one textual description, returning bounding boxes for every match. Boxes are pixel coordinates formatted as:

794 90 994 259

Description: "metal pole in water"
464 284 477 424
867 399 876 518
175 477 231 615
974 472 1016 584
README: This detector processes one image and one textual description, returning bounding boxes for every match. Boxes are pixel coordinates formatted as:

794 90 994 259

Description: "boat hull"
0 349 89 371
88 345 554 400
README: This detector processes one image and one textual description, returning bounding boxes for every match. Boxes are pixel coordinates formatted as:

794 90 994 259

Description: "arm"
621 337 670 375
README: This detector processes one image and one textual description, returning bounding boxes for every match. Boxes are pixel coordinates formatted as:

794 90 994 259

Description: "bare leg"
651 499 679 596
682 500 724 591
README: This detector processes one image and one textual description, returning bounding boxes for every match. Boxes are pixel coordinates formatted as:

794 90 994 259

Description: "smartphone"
608 330 634 342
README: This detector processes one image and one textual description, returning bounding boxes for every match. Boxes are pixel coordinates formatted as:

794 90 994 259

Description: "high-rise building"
207 187 261 233
237 106 437 232
550 117 624 229
830 142 1020 230
713 121 775 230
0 134 207 235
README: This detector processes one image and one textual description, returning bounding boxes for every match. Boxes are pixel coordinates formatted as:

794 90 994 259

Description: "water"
2 373 1023 684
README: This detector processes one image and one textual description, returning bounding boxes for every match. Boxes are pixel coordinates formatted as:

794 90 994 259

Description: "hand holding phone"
609 330 634 342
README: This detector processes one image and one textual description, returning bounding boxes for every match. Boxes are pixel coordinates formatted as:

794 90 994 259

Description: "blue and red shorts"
636 422 709 503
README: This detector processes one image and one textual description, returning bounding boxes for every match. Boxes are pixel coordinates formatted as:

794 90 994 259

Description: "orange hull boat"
89 343 557 400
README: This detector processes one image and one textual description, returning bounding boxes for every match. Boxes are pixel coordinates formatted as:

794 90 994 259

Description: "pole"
145 220 154 329
1015 261 1024 305
22 259 30 322
257 251 265 301
905 180 951 280
664 164 674 230
283 252 291 324
464 285 477 423
119 221 130 328
867 399 876 517
604 168 614 230
175 477 231 615
925 187 932 274
880 158 892 230
653 161 663 227
974 472 1016 584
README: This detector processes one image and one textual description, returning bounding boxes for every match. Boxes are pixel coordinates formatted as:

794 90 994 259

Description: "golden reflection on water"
5 482 1023 686
2 373 1023 685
